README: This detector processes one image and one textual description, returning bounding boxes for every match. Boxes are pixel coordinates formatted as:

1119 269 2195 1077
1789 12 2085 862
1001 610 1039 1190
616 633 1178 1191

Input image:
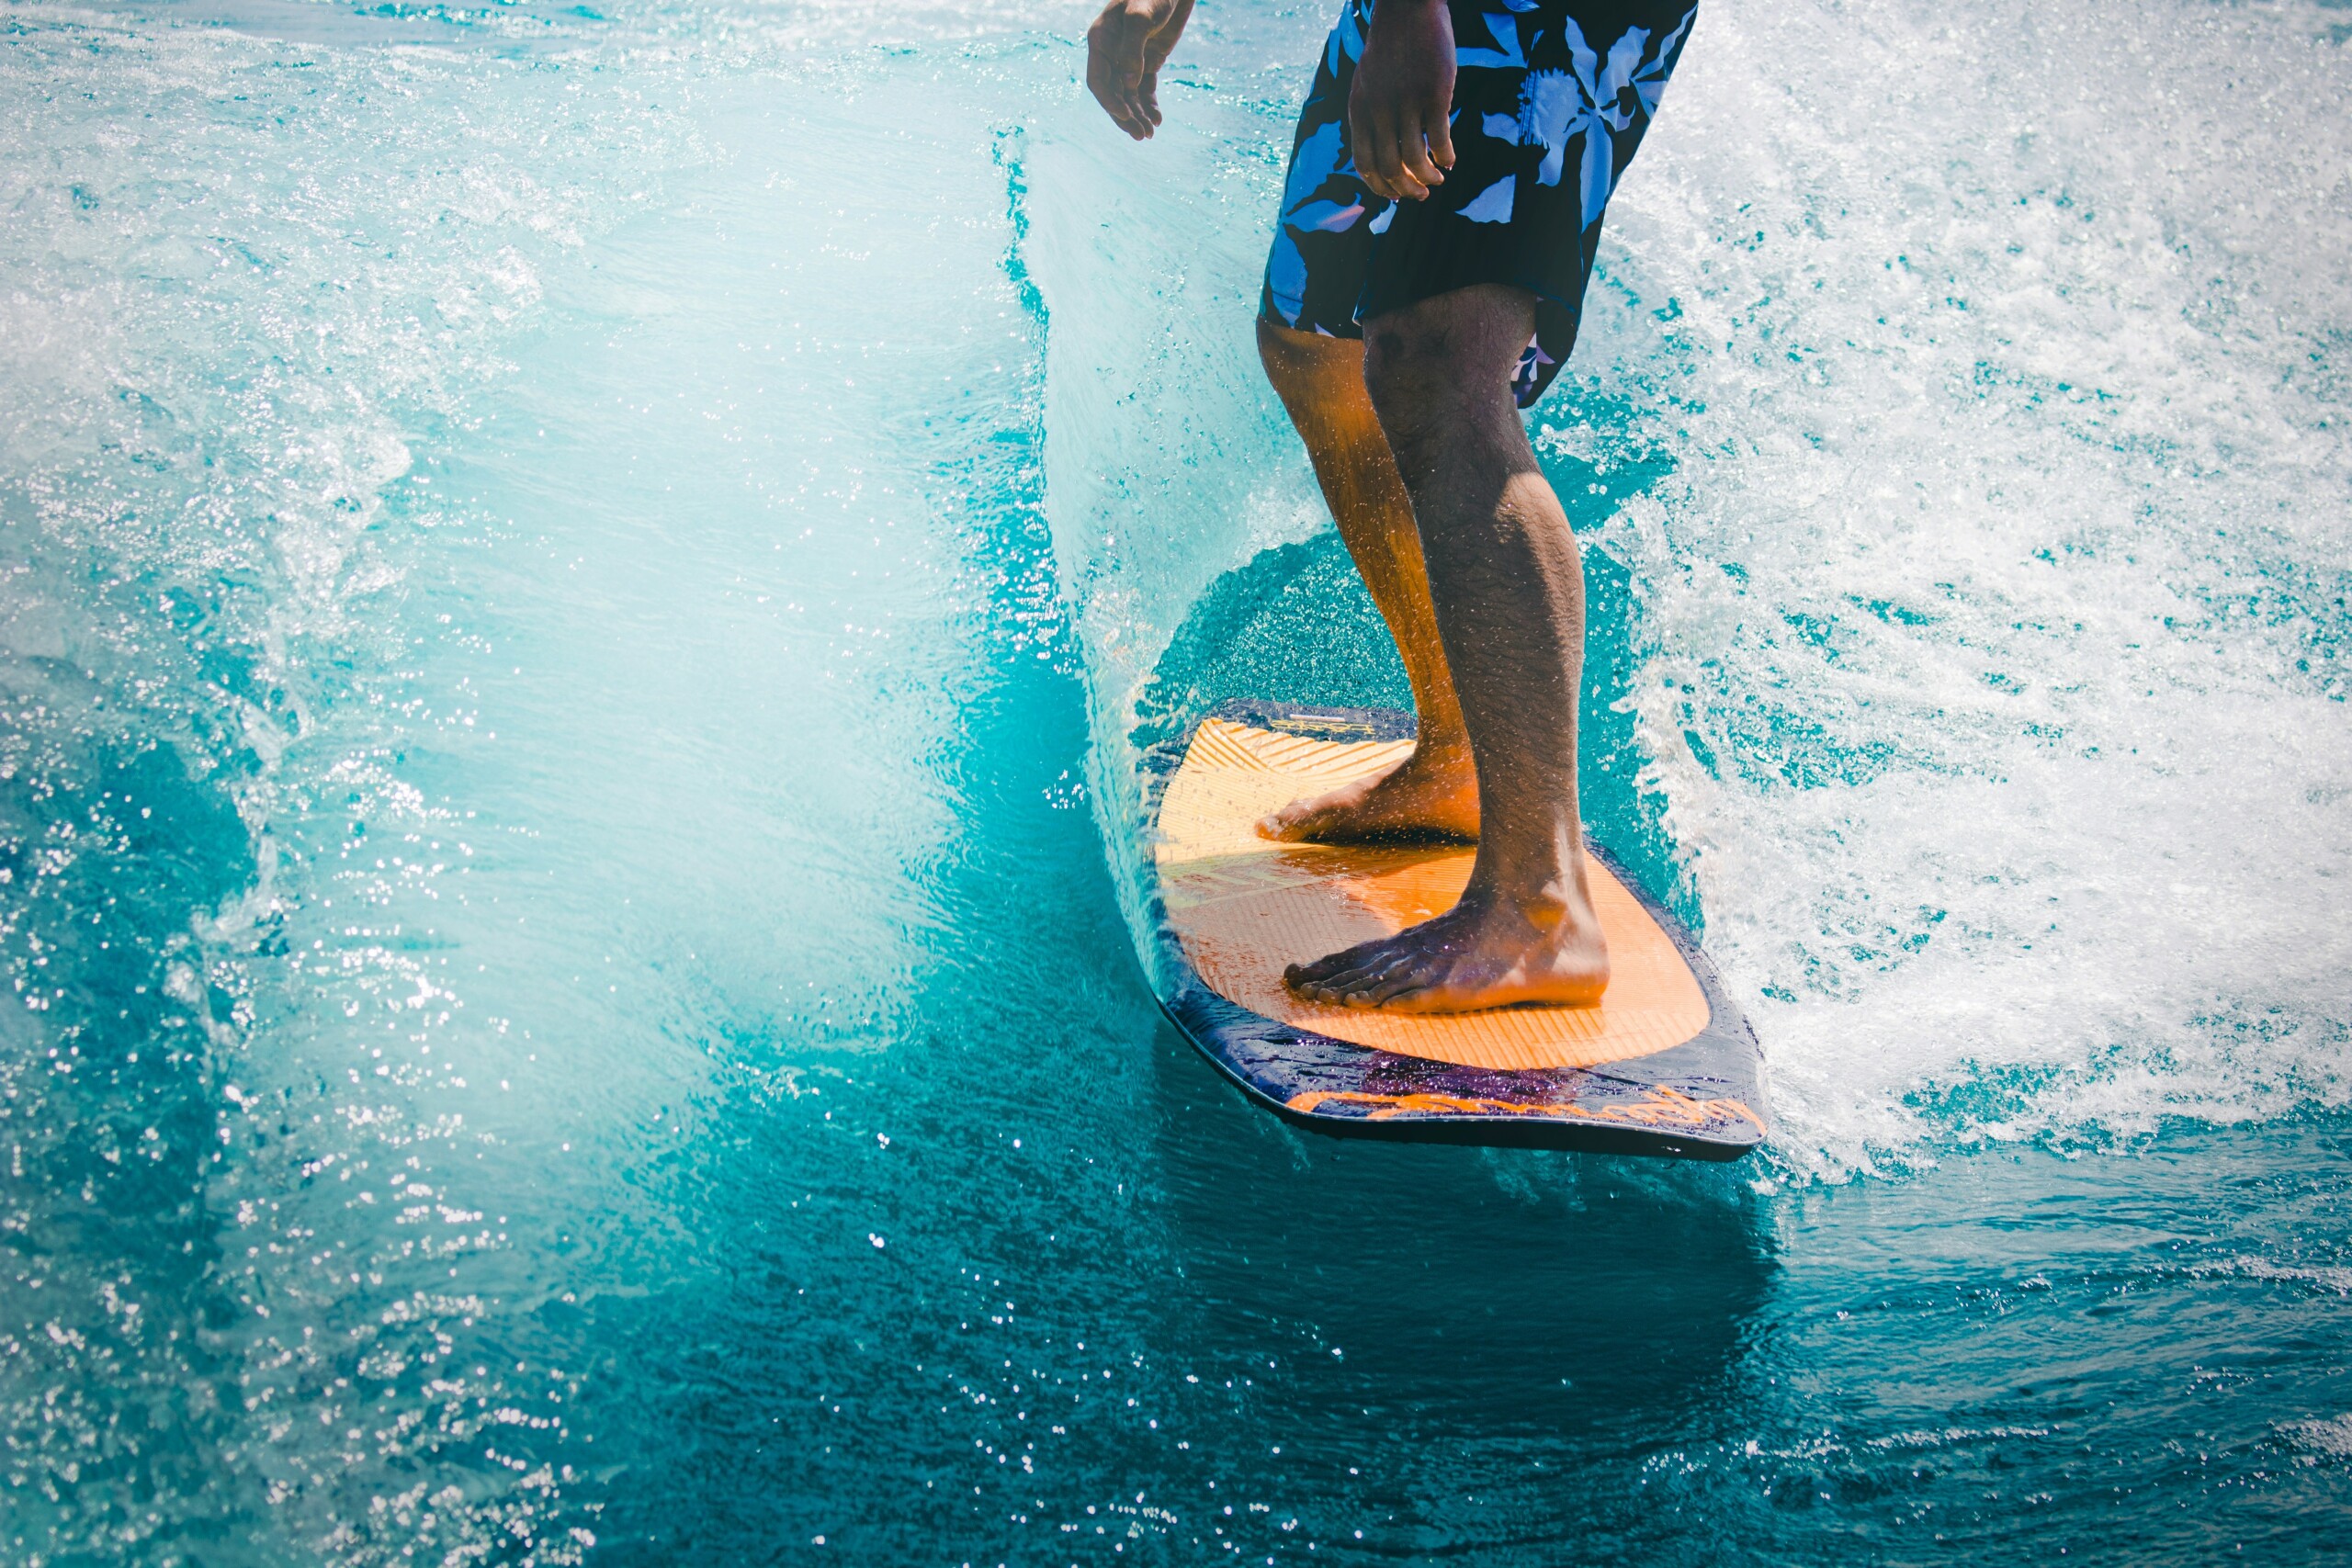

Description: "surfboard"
1143 700 1768 1159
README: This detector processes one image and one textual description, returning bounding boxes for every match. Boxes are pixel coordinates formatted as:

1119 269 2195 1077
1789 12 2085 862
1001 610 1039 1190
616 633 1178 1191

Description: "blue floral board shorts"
1261 0 1698 408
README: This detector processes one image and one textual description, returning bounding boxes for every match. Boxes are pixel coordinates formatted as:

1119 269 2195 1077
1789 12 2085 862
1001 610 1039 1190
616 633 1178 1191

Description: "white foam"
1580 0 2352 1175
2282 1414 2352 1459
1035 0 2352 1178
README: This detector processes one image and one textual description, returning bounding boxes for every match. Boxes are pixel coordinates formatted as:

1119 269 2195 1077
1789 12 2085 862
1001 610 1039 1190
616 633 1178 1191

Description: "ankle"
1466 855 1598 930
1407 728 1473 767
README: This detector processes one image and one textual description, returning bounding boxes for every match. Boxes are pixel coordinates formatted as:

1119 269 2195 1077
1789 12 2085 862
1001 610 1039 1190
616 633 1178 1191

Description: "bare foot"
1259 744 1478 843
1283 887 1609 1013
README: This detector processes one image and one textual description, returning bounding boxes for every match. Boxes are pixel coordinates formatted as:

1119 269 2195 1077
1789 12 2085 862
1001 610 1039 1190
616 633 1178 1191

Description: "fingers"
1086 4 1154 139
1345 98 1382 198
1139 0 1193 130
1348 107 1443 202
1114 54 1151 138
1364 110 1404 199
1351 107 1428 203
1395 108 1448 197
1385 111 1435 201
1424 105 1457 175
1091 0 1192 140
1136 62 1167 130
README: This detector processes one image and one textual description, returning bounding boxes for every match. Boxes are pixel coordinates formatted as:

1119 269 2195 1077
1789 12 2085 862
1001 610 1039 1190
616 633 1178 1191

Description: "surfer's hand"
1087 0 1196 141
1349 0 1455 201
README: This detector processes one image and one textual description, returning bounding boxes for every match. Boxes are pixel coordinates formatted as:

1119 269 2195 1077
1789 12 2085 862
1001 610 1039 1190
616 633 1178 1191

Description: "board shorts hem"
1261 269 1591 355
1260 0 1696 407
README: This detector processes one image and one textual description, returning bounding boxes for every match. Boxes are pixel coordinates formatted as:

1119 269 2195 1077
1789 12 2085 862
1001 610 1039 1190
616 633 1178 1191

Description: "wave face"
1030 0 2352 1179
0 3 1072 1557
2 0 2349 1562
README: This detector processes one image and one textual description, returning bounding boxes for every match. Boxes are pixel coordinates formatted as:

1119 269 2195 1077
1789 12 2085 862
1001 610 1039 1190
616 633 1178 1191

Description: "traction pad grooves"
1145 703 1768 1157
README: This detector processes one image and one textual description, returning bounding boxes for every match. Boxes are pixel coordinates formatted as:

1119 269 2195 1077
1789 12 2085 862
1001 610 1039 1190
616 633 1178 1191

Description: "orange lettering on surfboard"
1285 1084 1764 1135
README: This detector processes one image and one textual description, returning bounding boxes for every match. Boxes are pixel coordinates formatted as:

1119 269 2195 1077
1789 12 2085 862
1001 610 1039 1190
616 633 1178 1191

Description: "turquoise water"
3 0 2349 1561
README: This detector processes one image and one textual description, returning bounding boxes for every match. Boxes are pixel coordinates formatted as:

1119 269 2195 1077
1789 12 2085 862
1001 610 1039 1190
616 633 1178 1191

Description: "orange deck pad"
1155 717 1710 1074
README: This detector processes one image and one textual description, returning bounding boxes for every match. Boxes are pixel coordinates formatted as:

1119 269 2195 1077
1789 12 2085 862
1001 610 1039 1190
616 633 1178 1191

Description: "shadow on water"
1145 1016 1772 1414
1139 1015 1773 1555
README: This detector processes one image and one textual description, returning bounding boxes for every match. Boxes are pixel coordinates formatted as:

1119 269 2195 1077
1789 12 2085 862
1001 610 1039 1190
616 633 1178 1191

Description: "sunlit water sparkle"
1 0 2347 1562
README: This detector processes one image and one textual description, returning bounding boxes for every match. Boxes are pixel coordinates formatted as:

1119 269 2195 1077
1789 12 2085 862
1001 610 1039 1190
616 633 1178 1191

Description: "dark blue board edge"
1142 700 1769 1160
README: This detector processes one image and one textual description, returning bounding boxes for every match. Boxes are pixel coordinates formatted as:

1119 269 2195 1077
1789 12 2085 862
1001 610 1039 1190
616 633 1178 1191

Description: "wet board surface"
1144 701 1769 1158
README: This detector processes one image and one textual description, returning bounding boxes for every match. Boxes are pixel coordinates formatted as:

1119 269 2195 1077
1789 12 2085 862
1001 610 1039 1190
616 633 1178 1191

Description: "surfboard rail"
1142 700 1769 1160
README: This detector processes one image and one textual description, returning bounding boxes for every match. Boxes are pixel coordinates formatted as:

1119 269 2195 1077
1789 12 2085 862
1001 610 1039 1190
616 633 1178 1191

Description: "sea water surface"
3 0 2349 1561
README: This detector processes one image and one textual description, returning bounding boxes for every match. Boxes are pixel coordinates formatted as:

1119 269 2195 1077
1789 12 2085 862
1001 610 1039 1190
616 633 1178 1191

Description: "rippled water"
2 0 2347 1561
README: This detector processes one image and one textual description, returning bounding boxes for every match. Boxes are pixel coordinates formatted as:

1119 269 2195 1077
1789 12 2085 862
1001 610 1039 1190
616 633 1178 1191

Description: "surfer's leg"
1250 2 1472 841
1253 318 1477 842
1286 281 1609 1012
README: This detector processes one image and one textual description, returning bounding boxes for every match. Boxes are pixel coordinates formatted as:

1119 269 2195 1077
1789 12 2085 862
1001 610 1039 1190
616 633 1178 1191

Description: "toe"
1318 956 1418 1009
1290 953 1395 1006
1291 970 1362 1005
1258 807 1303 841
1347 950 1453 1008
1300 974 1373 1008
1357 970 1435 1008
1367 983 1450 1013
1286 946 1352 982
1298 976 1366 1007
1287 933 1396 986
1283 951 1349 987
1298 951 1406 1002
